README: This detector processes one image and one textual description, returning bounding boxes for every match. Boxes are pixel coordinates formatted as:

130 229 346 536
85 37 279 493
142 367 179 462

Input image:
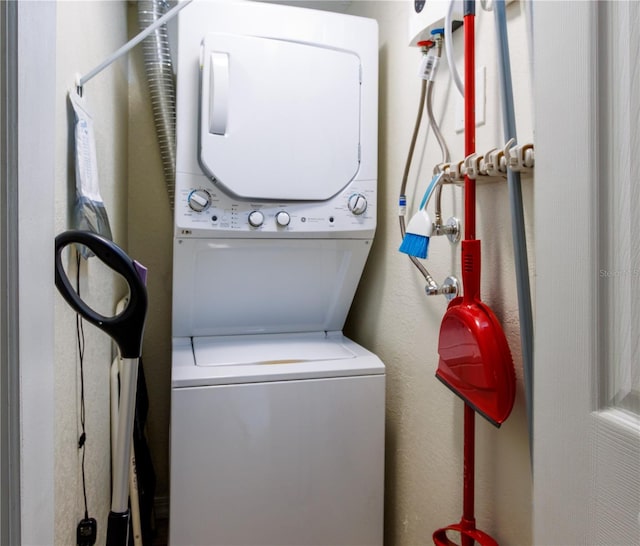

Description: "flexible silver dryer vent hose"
138 0 176 210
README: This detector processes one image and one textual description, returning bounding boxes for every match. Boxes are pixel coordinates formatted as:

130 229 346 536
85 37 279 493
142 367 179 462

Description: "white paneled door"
534 2 640 544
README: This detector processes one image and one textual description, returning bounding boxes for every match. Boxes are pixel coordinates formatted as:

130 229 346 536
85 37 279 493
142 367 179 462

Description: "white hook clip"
504 138 518 169
519 143 535 170
434 162 450 182
481 148 504 177
449 159 466 184
464 153 483 180
504 139 535 173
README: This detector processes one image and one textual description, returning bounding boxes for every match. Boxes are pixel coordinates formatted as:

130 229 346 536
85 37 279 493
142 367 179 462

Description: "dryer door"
199 33 361 201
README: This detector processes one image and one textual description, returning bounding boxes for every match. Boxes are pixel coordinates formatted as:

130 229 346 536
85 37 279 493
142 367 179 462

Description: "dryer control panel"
174 173 376 238
174 0 378 240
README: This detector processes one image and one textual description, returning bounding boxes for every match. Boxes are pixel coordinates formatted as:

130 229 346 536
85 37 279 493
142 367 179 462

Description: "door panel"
534 2 640 544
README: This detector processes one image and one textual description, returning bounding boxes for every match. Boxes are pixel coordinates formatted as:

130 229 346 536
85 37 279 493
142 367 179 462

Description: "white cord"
77 0 193 89
445 0 464 98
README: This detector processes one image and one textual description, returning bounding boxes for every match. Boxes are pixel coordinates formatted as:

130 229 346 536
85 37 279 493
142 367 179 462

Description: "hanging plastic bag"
68 88 113 258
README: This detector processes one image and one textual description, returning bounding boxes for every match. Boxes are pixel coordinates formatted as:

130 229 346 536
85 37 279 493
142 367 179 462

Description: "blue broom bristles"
399 233 430 259
398 173 441 260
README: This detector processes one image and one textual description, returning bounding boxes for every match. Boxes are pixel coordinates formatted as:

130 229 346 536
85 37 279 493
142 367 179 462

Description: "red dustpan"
436 239 515 427
433 1 515 544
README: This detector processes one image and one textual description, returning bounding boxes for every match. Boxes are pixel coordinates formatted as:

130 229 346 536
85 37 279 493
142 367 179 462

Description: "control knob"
347 193 368 215
248 210 264 227
188 189 211 212
275 211 290 227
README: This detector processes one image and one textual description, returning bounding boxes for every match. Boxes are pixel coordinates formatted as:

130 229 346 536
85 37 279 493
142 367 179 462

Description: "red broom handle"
464 10 476 240
461 404 476 546
462 5 477 545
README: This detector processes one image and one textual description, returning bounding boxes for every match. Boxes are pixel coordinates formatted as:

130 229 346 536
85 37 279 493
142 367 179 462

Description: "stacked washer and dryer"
169 1 384 544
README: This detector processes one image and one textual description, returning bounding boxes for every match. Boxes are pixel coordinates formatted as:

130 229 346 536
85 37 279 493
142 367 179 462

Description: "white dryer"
170 2 383 545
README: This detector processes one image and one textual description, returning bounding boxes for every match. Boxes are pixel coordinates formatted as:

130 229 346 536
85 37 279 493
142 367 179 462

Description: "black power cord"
75 252 97 546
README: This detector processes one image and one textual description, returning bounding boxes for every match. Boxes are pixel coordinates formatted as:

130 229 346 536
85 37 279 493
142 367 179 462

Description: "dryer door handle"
208 52 229 135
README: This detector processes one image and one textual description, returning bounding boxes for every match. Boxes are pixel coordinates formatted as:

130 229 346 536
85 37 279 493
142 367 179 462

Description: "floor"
151 517 168 546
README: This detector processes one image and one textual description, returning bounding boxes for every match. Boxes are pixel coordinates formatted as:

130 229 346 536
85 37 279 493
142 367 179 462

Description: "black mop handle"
106 511 129 546
54 230 148 546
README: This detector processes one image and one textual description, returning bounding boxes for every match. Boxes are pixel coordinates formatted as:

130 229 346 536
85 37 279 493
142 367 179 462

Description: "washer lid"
199 33 361 201
193 332 355 367
172 332 384 387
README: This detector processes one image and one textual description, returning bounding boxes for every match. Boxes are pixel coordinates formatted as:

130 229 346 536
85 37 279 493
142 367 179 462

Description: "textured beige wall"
343 1 533 545
54 2 129 545
126 1 175 508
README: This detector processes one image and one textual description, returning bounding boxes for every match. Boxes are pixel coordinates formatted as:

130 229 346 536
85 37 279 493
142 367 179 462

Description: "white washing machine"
169 2 384 545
